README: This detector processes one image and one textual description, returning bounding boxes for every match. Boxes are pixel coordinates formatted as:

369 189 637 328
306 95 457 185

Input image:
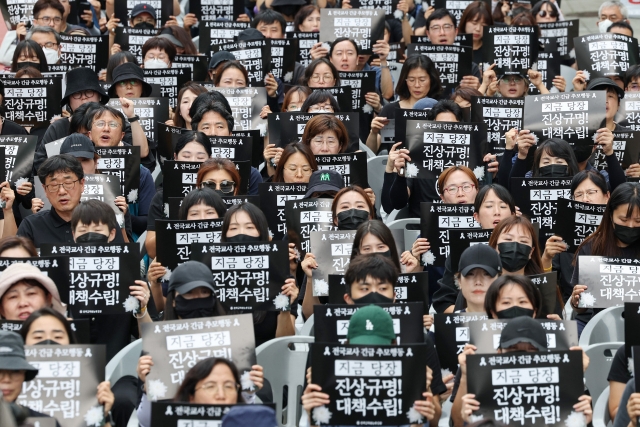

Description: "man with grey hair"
25 26 62 66
598 0 629 32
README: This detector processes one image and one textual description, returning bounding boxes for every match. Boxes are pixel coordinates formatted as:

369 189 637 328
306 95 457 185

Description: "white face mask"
43 47 59 65
144 59 169 69
599 19 613 33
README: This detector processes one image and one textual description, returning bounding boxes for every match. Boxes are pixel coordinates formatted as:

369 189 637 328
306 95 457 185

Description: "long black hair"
351 220 401 271
395 54 443 100
178 188 228 220
20 307 77 344
221 203 270 242
531 138 580 177
483 274 544 319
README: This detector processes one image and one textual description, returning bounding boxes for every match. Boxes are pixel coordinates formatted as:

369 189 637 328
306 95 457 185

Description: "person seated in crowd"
71 198 121 243
270 142 318 183
141 37 176 69
214 60 249 88
453 244 502 313
168 83 208 129
0 262 65 320
302 58 341 89
612 377 640 427
0 235 37 257
25 26 61 67
10 40 48 73
479 68 551 97
197 158 242 197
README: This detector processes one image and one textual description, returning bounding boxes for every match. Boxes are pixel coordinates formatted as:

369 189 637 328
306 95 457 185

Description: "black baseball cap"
237 28 265 41
304 169 344 198
499 316 547 351
131 3 157 20
209 51 236 70
587 77 625 99
167 261 215 295
60 133 95 159
458 244 501 277
158 27 183 48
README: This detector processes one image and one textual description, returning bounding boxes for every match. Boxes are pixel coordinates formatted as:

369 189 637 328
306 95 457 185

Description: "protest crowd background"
1 1 640 427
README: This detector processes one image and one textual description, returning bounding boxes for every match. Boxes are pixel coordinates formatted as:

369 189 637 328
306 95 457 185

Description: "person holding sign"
452 244 502 313
302 59 341 88
489 216 547 277
168 83 208 129
141 37 175 69
301 114 350 155
196 159 242 197
271 142 318 183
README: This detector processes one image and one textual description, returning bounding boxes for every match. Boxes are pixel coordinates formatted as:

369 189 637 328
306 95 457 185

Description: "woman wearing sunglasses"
196 158 241 197
531 0 562 23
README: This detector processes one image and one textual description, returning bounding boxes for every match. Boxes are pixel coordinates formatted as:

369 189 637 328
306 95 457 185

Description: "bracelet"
544 265 553 272
128 115 140 123
134 309 148 319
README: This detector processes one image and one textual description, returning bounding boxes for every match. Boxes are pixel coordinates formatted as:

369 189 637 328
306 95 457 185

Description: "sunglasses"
200 180 235 194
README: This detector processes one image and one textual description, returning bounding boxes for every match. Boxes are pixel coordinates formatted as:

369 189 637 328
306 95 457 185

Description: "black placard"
539 19 579 58
287 32 319 67
528 51 562 95
406 44 472 96
419 203 479 267
529 272 561 316
433 0 473 21
468 319 578 353
59 33 109 73
319 8 385 55
108 97 170 144
338 71 377 113
208 135 253 163
554 198 606 252
268 38 297 83
113 0 167 27
316 152 368 188
482 26 539 75
405 120 484 180
0 318 91 343
39 244 141 316
348 0 399 15
394 109 432 144
198 21 250 55
0 0 34 27
410 34 473 47
156 122 184 162
624 303 640 356
156 219 223 278
211 39 270 85
615 92 640 131
448 229 492 273
309 230 356 296
142 68 191 109
190 242 291 311
0 134 36 184
220 194 260 207
141 314 256 401
433 312 489 373
578 255 640 308
285 198 337 256
0 255 70 304
191 0 244 24
470 96 525 156
95 146 141 203
172 54 208 82
161 160 200 208
311 343 427 426
314 302 424 344
574 33 639 79
595 130 640 170
467 350 584 427
231 129 263 169
151 403 276 426
1 77 62 126
212 87 268 136
313 86 354 112
258 183 307 241
113 27 157 63
19 345 106 427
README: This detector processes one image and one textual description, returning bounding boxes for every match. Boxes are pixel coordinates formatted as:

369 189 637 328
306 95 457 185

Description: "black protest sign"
511 178 572 249
95 146 141 202
156 219 223 277
191 242 291 311
0 0 34 27
209 135 253 163
212 87 268 136
616 92 640 131
113 27 157 62
433 0 474 21
523 91 607 153
314 303 424 344
311 343 427 426
394 109 432 144
448 229 492 273
405 120 484 180
198 21 250 55
529 272 561 316
19 345 106 427
141 314 256 401
624 303 640 355
231 129 263 169
191 0 244 24
528 51 562 95
0 319 22 332
267 39 297 83
287 32 319 67
143 68 191 109
578 256 640 308
114 0 166 27
539 20 579 58
338 71 377 113
220 194 260 209
161 161 200 207
152 403 276 427
316 152 368 188
258 183 307 241
59 33 109 73
0 135 36 184
348 0 398 15
433 313 489 373
172 54 208 82
285 198 337 256
470 96 525 156
309 230 356 296
0 256 70 302
212 40 270 85
468 319 578 353
380 118 395 149
594 130 640 170
312 86 353 112
406 44 472 95
555 198 606 252
39 244 140 316
467 351 584 427
156 122 184 162
108 97 170 143
420 203 479 267
267 112 360 151
1 77 62 126
410 34 473 47
319 8 385 55
482 26 539 75
1 318 90 343
574 33 639 79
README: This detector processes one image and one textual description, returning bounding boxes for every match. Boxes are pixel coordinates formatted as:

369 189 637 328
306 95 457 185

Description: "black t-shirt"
379 101 402 119
147 189 164 231
406 177 439 217
608 345 633 385
2 118 27 135
254 306 299 348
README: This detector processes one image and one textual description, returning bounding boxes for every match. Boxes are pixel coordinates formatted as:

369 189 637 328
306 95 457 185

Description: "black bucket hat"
587 77 625 99
61 67 109 108
0 331 39 381
108 63 153 98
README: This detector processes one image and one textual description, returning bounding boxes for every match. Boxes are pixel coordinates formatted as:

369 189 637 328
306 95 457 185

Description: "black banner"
161 160 201 207
268 38 297 83
285 198 337 256
419 203 479 267
151 403 276 426
59 33 109 73
316 152 368 188
448 229 492 273
220 193 260 207
319 8 385 55
172 54 208 82
482 26 539 76
191 242 291 311
209 135 253 163
528 51 562 95
348 0 399 15
578 255 640 308
406 44 472 95
309 230 356 296
211 39 270 85
394 109 432 145
39 244 141 316
468 319 578 353
0 134 36 184
0 0 34 27
595 130 640 170
108 97 169 145
470 96 524 156
287 32 319 67
156 122 184 162
1 77 62 126
142 68 191 109
311 343 427 426
555 198 606 252
529 272 561 316
433 0 474 21
212 87 268 136
258 183 307 241
141 314 256 401
616 92 640 131
113 27 157 63
95 146 141 203
338 71 377 113
198 21 250 55
433 313 489 373
574 33 639 79
191 0 244 23
539 19 579 58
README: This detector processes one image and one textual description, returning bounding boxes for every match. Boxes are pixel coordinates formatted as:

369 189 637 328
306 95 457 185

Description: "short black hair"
300 90 341 113
571 169 608 197
625 64 640 88
329 37 360 57
221 202 270 241
175 130 212 157
37 154 84 184
178 187 228 220
70 199 119 233
251 9 286 33
69 102 102 134
425 8 457 30
427 99 464 121
344 254 398 296
189 91 233 129
20 307 77 344
89 105 126 130
474 184 516 214
191 101 234 133
607 20 634 36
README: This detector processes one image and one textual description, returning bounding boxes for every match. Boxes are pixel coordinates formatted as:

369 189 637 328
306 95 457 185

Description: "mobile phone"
78 1 91 19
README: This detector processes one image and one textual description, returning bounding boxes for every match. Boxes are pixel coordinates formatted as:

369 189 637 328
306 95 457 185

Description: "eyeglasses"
311 137 339 148
118 80 139 87
311 73 335 83
0 370 25 380
93 121 121 129
36 16 62 24
574 189 600 200
443 184 475 195
406 77 429 86
201 180 235 194
38 41 58 49
428 24 455 33
45 179 79 194
308 105 334 113
71 89 97 100
500 76 524 84
195 381 239 396
286 165 313 176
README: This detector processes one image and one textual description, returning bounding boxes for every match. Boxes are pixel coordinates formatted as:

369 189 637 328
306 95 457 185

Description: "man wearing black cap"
129 3 157 29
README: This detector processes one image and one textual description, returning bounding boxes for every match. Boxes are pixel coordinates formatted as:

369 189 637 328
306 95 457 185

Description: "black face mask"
378 250 392 258
17 61 40 70
337 209 369 230
613 223 640 245
496 306 535 319
174 294 215 319
34 339 60 345
75 232 109 243
352 292 394 305
134 21 155 30
538 164 569 178
497 242 531 272
573 146 593 163
226 234 261 243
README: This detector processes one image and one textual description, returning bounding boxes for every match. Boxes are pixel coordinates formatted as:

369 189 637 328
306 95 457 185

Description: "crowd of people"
0 0 638 426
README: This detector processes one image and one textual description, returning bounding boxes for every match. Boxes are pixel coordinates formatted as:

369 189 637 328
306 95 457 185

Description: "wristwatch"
103 410 113 426
128 115 140 123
